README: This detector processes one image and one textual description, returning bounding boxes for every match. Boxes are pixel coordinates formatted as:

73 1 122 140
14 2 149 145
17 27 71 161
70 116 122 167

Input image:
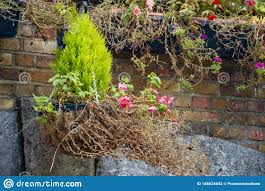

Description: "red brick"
192 96 209 109
29 70 54 84
15 84 34 97
156 64 173 77
210 126 227 138
229 99 246 112
211 98 228 110
0 53 12 65
35 85 53 96
0 84 13 96
15 54 34 67
0 67 20 81
36 55 55 68
36 28 56 39
247 100 264 113
248 130 264 141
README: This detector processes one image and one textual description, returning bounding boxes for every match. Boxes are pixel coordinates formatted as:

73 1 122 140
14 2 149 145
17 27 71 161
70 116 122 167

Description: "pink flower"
118 83 128 92
165 109 171 115
146 0 154 11
164 97 173 105
246 0 255 7
118 96 132 108
132 6 141 16
148 106 157 113
157 96 174 106
256 62 265 69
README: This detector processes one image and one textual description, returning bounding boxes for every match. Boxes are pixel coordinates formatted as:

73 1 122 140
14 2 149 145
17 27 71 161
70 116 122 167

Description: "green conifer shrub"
52 13 112 98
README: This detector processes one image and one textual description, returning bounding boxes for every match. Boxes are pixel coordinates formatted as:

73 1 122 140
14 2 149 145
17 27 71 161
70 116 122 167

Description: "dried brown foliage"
41 98 209 175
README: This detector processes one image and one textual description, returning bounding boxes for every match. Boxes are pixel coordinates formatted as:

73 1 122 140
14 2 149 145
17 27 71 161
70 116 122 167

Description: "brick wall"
0 22 265 153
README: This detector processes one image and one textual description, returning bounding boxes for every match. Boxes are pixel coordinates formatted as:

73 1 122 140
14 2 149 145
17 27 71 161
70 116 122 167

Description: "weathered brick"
229 99 246 112
248 130 264 141
190 124 208 135
35 85 53 96
15 84 34 97
15 54 34 67
36 28 56 39
211 98 228 110
0 84 13 96
220 84 254 97
0 53 12 65
181 110 218 123
247 100 264 113
219 113 256 126
192 82 218 95
258 144 265 153
160 79 181 92
257 115 265 127
36 55 55 68
0 98 15 110
210 125 245 139
29 70 54 84
0 67 20 81
191 96 209 109
23 39 57 54
257 87 265 98
174 96 191 108
210 126 227 138
0 38 20 50
156 64 174 77
227 128 245 139
17 24 34 37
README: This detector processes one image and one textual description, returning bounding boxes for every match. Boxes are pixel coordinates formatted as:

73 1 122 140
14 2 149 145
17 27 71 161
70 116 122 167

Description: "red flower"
208 14 217 20
212 0 221 5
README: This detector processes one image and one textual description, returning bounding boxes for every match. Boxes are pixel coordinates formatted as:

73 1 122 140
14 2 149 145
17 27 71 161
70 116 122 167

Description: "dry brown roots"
41 99 209 175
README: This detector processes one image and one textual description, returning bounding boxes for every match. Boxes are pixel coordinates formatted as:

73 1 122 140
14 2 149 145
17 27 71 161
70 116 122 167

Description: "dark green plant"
52 12 113 99
49 72 92 101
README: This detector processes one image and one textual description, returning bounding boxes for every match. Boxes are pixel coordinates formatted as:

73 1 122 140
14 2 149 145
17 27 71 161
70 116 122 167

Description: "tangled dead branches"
40 98 209 175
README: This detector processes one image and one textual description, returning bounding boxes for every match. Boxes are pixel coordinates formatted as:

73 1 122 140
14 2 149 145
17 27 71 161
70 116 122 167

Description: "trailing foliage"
52 13 113 98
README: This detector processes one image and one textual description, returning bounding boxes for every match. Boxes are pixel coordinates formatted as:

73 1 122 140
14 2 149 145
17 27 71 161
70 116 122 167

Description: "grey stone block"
0 111 22 175
96 135 265 176
19 98 95 176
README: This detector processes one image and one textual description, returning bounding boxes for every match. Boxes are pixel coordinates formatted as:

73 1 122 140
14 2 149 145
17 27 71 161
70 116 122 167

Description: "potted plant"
90 0 265 89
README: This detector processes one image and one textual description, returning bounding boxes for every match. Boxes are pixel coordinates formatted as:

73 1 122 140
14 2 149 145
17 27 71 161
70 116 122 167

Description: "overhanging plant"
90 0 265 89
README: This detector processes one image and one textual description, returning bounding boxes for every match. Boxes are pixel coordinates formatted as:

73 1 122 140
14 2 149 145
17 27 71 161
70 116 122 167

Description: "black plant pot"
54 102 87 112
0 0 23 38
57 15 250 59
